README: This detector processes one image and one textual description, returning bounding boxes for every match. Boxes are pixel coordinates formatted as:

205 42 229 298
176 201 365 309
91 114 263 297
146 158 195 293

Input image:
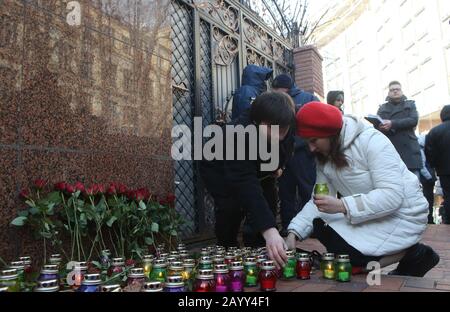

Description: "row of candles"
0 244 353 292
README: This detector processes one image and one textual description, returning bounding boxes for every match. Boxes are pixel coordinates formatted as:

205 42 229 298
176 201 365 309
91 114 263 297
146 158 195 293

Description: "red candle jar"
296 253 311 280
213 264 230 292
193 269 216 292
108 258 125 277
259 261 277 292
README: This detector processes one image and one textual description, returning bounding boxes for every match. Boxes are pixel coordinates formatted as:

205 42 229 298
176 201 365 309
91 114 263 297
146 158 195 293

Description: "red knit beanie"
296 102 343 138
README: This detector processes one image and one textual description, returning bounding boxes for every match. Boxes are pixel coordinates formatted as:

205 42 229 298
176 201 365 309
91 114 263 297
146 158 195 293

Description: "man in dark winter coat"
231 65 273 120
200 92 295 268
425 105 450 224
377 81 422 176
272 74 319 236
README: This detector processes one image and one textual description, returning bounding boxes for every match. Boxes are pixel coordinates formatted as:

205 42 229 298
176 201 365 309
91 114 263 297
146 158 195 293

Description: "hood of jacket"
241 65 273 91
340 116 371 150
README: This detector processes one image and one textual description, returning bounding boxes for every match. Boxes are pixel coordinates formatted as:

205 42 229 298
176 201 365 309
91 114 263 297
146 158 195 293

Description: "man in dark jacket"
377 81 422 176
200 92 295 268
231 65 273 120
425 105 450 224
272 74 319 236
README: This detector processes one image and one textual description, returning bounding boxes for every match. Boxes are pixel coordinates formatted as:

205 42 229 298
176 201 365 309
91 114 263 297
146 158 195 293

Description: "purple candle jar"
38 264 59 281
213 264 230 292
164 276 185 293
229 261 245 292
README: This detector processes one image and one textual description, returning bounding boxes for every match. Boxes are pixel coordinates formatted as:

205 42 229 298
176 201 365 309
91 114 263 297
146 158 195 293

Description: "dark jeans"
313 219 381 267
420 176 435 224
279 148 316 230
440 175 450 224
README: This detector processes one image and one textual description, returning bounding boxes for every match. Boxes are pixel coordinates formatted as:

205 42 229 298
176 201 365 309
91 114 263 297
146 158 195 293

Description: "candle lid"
322 253 335 261
112 258 125 266
102 284 122 292
213 256 225 264
165 275 184 287
286 250 295 258
200 256 212 264
142 281 163 292
336 254 350 263
166 256 178 263
143 254 155 260
228 247 238 251
244 257 257 266
159 252 169 258
298 254 311 262
153 259 167 268
224 252 235 259
75 261 88 271
169 262 184 270
197 269 214 280
19 256 31 262
82 273 101 285
213 264 229 274
34 279 59 292
9 261 25 270
230 261 244 271
41 264 59 274
261 261 275 270
128 268 145 278
0 269 18 280
100 250 111 256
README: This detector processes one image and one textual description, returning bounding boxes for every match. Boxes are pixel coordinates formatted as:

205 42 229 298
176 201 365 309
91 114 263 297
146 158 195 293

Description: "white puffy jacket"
288 116 428 256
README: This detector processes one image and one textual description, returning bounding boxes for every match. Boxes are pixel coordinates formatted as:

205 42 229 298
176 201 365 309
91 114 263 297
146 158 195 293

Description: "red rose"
65 184 75 194
94 184 105 194
166 193 176 205
19 189 30 199
117 183 127 195
74 182 85 193
106 183 117 195
125 259 135 267
85 186 95 196
159 198 168 206
54 181 66 192
34 179 47 190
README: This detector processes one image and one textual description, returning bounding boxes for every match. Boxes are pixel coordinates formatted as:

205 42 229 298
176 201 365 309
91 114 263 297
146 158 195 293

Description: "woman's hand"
314 195 347 215
285 233 297 250
262 227 288 269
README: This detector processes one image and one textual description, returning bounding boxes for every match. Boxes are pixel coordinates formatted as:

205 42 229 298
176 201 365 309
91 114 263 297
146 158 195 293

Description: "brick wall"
293 45 324 99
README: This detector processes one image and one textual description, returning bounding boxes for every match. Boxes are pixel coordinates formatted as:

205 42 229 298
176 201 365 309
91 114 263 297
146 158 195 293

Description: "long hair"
316 135 349 169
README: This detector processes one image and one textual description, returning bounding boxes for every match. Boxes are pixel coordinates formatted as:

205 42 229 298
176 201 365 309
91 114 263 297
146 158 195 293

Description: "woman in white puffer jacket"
286 102 439 277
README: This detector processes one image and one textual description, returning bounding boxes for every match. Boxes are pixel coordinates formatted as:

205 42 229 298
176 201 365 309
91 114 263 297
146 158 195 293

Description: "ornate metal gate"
170 0 294 241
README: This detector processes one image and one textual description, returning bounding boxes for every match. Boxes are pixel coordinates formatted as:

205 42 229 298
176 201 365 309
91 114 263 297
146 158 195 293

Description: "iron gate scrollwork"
170 0 294 241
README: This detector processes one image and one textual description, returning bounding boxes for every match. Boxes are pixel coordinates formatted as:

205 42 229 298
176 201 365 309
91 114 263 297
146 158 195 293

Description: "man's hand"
314 195 347 215
285 233 297 250
262 227 287 269
379 120 392 132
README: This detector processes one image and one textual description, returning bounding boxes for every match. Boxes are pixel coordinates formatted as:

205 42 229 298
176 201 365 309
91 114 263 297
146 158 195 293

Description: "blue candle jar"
34 279 60 292
164 276 185 293
38 264 59 281
78 273 101 292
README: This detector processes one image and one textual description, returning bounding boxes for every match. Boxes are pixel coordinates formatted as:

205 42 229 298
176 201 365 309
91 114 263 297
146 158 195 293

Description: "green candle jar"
150 260 167 283
335 255 352 282
199 256 213 270
9 261 25 283
321 253 336 280
244 258 258 287
282 250 296 280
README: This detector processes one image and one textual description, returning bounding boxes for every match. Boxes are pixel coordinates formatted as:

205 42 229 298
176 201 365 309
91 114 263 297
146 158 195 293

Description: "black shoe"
390 243 440 277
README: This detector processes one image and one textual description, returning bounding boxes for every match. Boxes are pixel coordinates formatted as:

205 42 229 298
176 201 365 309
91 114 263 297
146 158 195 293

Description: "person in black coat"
200 92 295 268
377 81 422 176
231 65 273 120
425 105 450 224
272 74 319 236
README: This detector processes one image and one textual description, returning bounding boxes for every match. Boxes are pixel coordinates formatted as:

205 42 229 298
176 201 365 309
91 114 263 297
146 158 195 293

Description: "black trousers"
313 219 381 267
205 176 278 248
439 175 450 224
420 176 435 224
